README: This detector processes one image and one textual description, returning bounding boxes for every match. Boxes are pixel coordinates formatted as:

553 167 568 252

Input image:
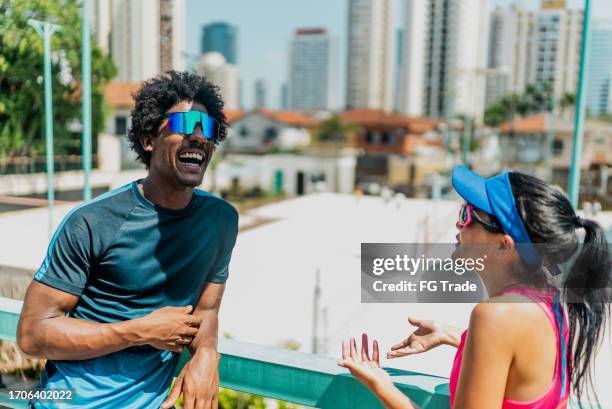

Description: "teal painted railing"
0 296 450 409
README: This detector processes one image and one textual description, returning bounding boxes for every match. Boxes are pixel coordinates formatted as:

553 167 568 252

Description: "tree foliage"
484 82 575 127
0 0 116 157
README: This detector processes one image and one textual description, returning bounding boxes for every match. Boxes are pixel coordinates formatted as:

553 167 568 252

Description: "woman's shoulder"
469 293 552 339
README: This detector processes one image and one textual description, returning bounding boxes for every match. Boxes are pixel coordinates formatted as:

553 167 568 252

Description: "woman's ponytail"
564 217 611 409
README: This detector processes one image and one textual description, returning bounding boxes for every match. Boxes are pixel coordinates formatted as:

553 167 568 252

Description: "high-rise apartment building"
91 0 186 82
197 52 239 111
587 20 612 116
346 0 393 111
398 0 488 122
255 78 267 108
289 28 336 111
201 22 238 64
485 1 583 107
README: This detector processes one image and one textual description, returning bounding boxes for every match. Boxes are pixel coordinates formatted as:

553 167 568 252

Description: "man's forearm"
20 316 146 360
188 309 218 355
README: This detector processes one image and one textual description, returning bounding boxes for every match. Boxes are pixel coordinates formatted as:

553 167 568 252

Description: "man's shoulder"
64 183 138 227
193 190 238 221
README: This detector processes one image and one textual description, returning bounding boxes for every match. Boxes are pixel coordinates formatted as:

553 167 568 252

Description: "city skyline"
186 0 612 111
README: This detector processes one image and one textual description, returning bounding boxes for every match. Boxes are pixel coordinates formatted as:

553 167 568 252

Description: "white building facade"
90 0 186 82
346 0 393 111
197 52 240 111
398 0 488 123
485 1 583 107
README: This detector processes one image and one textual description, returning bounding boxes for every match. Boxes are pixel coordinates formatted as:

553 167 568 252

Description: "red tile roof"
499 113 548 133
339 109 441 133
253 109 321 127
104 82 142 109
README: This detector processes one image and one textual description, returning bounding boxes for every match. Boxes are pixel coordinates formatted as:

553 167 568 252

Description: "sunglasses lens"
166 112 219 142
167 112 187 133
459 205 469 226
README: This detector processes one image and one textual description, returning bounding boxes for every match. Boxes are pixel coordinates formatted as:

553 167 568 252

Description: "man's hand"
136 305 203 353
161 348 220 409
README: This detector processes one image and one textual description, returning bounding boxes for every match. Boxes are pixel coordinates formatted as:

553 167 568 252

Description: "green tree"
315 114 356 142
484 82 575 127
0 0 116 157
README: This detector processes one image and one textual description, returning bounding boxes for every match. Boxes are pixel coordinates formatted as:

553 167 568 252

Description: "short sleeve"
33 212 92 296
206 206 239 284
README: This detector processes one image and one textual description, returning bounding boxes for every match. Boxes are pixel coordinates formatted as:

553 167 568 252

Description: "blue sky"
185 0 612 110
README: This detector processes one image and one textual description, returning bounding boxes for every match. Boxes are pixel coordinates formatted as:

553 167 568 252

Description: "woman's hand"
338 334 392 390
338 334 418 409
387 317 461 359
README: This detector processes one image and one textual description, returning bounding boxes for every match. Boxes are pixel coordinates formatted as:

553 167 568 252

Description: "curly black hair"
127 71 228 167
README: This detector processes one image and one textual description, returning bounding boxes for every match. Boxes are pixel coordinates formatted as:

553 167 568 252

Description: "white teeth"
179 152 204 160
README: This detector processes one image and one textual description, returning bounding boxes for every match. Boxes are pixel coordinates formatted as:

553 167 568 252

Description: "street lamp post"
28 19 61 238
568 0 592 208
82 0 93 201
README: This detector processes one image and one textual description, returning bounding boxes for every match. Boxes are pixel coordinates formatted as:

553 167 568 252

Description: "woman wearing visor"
339 165 610 409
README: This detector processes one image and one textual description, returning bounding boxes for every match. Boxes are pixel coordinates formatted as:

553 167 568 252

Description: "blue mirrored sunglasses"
162 111 220 142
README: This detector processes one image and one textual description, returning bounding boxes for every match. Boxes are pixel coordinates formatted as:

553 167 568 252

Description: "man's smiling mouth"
177 150 205 168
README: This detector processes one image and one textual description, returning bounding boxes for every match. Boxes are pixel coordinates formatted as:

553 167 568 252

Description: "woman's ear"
497 234 515 256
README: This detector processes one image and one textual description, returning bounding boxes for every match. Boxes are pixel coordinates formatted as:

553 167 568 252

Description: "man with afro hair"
18 71 238 409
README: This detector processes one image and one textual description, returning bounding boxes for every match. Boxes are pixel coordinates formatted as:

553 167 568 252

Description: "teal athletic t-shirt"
30 181 238 409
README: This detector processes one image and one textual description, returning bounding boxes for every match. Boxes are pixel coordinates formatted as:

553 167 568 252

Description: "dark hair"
127 71 228 167
509 171 611 408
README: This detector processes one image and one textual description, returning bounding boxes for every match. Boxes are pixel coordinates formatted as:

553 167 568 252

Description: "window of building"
264 127 278 140
552 139 564 155
381 132 392 145
240 127 249 138
115 116 127 135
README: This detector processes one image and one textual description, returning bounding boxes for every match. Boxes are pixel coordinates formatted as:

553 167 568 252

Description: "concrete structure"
200 22 238 64
587 19 612 116
197 52 240 111
98 0 185 82
225 110 318 154
346 0 393 111
289 28 336 111
398 0 488 123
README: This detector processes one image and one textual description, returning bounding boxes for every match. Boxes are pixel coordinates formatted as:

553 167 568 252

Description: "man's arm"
17 281 202 360
162 282 225 409
189 282 225 353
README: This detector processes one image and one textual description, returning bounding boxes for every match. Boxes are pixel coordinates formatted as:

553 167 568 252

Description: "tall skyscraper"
201 22 238 64
280 83 289 110
398 0 488 122
197 52 239 110
288 28 336 111
98 0 186 82
346 0 393 111
393 28 404 112
535 3 583 102
587 20 612 116
484 1 583 108
255 78 267 108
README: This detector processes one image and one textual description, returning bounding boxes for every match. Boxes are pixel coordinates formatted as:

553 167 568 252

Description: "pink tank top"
449 287 570 409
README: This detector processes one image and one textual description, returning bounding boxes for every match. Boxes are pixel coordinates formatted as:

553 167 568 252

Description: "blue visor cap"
451 165 541 267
